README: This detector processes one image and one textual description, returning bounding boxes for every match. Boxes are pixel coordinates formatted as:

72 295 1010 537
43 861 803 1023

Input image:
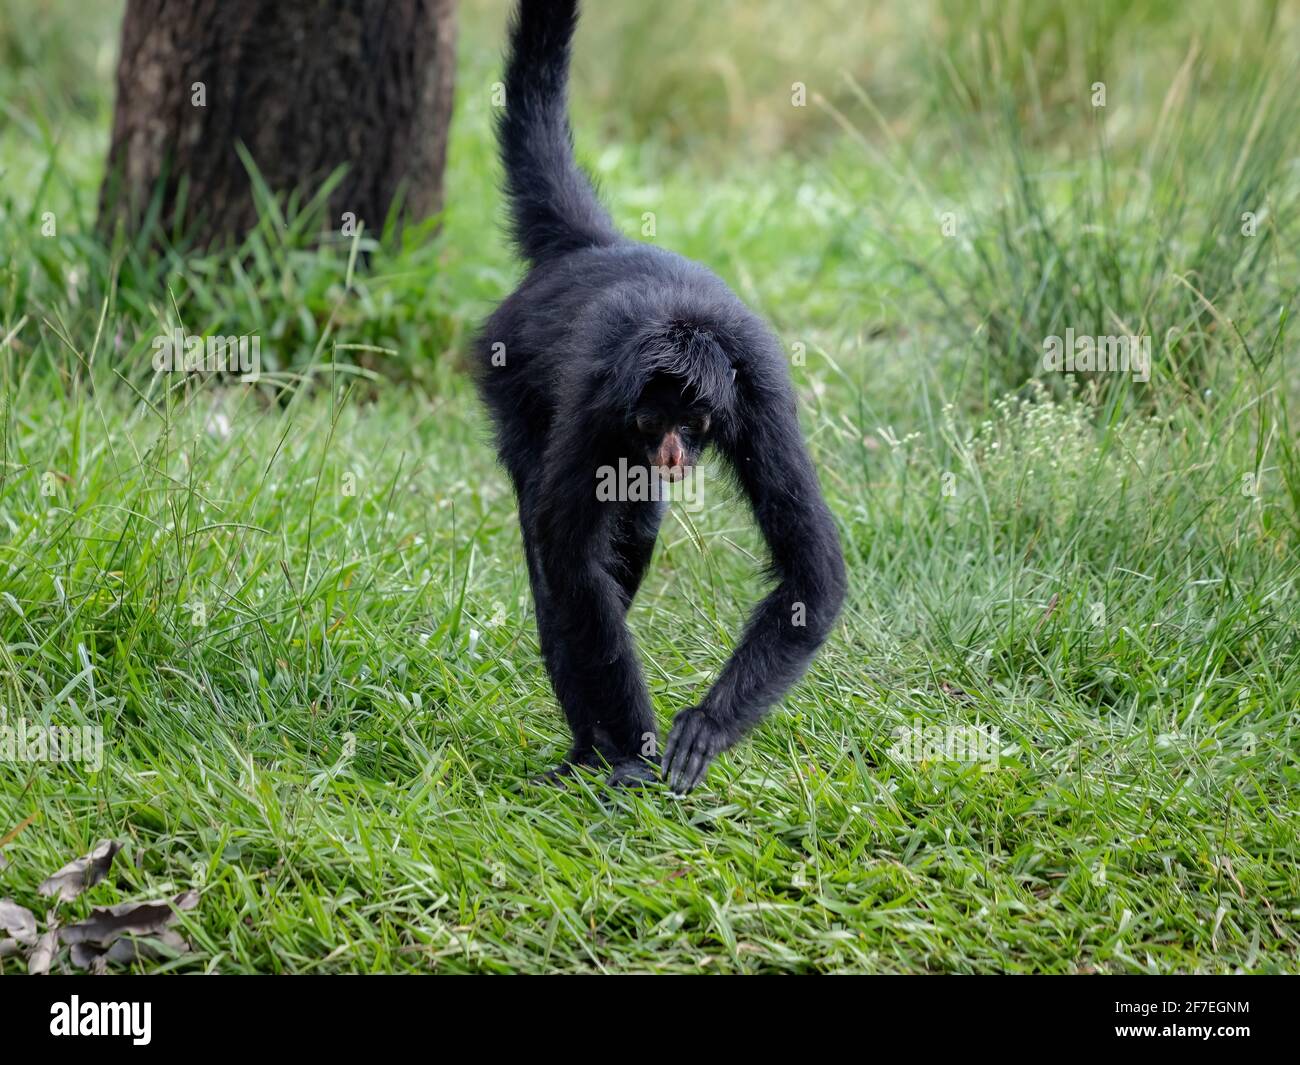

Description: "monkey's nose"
654 435 686 474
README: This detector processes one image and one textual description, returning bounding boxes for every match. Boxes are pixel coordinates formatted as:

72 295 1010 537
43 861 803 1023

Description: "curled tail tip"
504 0 581 89
498 0 615 265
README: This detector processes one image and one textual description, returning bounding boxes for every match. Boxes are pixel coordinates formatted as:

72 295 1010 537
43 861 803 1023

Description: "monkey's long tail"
497 0 619 265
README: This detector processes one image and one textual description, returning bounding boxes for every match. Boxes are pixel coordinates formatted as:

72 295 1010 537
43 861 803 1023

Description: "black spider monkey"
474 0 846 792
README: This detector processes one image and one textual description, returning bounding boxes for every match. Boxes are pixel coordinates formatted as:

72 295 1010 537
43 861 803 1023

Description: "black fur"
474 0 846 793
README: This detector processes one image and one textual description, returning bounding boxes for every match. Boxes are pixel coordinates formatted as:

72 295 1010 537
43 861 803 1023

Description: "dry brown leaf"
38 840 122 903
28 930 58 975
71 929 191 971
0 897 37 945
61 890 199 950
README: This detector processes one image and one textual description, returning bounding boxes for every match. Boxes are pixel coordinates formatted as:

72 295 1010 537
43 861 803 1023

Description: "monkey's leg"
608 500 665 612
534 587 658 785
579 501 665 786
508 469 605 779
521 526 602 775
528 502 661 787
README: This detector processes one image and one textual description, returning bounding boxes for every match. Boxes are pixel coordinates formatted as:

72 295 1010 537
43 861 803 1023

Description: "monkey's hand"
663 705 734 794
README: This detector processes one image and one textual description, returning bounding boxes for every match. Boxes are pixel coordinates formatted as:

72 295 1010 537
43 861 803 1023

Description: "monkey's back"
473 241 764 440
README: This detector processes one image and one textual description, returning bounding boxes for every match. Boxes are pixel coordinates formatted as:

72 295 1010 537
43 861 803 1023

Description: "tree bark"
99 0 457 248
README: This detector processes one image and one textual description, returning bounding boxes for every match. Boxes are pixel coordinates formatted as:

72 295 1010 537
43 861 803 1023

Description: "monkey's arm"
663 386 846 792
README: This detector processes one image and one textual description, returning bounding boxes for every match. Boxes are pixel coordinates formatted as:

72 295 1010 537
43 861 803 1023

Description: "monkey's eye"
635 414 656 435
682 414 711 435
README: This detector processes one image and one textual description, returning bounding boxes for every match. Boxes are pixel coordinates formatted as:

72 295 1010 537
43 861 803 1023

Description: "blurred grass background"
1 0 1298 973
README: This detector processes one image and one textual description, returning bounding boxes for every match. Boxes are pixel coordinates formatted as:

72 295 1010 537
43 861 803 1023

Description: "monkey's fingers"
661 719 681 763
664 707 722 794
661 709 699 787
679 749 710 793
687 735 724 790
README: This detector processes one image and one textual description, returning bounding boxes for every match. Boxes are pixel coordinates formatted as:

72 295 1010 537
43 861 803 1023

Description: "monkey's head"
630 373 714 482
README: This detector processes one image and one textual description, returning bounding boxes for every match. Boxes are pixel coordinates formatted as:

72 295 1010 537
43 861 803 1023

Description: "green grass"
0 0 1298 973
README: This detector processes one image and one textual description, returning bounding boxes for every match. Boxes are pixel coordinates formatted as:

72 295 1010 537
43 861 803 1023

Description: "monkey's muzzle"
652 431 687 480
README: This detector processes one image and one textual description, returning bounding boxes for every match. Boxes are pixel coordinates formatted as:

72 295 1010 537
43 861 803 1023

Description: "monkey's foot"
530 747 602 786
530 764 577 787
605 758 659 789
662 705 731 794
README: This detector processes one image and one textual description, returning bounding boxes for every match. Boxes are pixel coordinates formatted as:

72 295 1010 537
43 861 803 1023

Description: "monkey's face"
634 408 711 481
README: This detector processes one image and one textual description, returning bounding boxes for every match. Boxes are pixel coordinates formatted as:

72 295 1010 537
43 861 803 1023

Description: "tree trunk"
99 0 457 248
